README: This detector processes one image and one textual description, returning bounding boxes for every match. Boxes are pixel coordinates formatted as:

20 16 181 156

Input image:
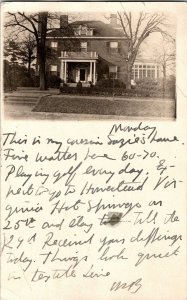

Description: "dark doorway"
80 69 85 81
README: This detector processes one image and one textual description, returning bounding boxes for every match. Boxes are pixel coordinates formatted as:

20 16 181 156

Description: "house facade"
46 15 129 86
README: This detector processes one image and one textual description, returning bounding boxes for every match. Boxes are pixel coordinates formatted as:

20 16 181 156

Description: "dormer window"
74 25 93 36
87 28 93 36
81 26 87 35
74 27 81 36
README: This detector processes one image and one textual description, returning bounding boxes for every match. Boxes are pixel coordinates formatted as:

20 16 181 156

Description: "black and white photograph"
2 3 176 120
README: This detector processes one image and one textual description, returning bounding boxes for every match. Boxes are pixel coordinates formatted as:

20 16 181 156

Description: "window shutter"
106 41 110 53
118 42 121 53
87 41 91 51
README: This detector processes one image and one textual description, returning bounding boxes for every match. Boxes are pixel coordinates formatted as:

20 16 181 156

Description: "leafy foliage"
96 79 126 88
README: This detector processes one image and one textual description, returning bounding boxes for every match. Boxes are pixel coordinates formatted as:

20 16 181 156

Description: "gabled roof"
47 20 125 38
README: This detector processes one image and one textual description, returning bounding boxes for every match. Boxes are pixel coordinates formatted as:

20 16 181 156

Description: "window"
143 69 146 77
74 28 81 36
109 65 117 79
147 69 151 78
157 66 159 78
80 42 87 52
51 41 58 48
81 26 87 35
110 42 118 53
109 65 117 73
139 69 143 78
50 65 57 75
110 42 118 48
106 41 121 54
50 65 57 72
132 63 159 80
87 28 93 36
74 26 93 36
151 70 155 78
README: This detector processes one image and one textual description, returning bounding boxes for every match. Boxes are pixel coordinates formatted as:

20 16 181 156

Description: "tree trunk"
38 12 48 90
126 62 133 90
162 64 166 98
126 72 131 90
28 54 31 75
38 44 47 90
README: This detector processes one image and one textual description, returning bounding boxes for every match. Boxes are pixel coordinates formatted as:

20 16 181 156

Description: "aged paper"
1 2 187 300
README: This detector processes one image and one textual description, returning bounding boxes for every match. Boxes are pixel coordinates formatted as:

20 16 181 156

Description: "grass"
33 95 176 118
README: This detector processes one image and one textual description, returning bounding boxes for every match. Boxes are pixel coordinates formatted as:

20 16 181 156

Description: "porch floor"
65 82 91 87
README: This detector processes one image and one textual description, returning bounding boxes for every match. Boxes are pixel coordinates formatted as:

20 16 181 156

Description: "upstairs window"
50 41 58 48
80 42 87 52
106 41 121 53
110 42 118 48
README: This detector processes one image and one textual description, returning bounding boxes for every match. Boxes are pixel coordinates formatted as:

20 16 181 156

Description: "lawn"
33 95 176 118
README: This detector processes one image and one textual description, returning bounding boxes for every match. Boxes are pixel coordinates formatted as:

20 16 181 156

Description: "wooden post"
90 61 92 83
61 61 64 81
93 61 96 85
64 61 67 83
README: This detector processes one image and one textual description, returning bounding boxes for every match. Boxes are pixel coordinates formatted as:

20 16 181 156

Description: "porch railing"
61 51 98 59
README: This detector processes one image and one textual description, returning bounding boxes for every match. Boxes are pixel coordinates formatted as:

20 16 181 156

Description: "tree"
154 36 175 97
5 11 51 90
117 9 169 89
4 12 78 90
18 34 36 74
4 39 21 89
4 39 20 65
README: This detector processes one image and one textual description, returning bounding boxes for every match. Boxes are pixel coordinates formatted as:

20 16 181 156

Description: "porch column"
61 61 64 80
93 61 96 85
90 61 93 83
64 61 67 83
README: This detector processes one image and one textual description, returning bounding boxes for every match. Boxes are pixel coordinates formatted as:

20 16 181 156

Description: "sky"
1 2 182 14
2 3 176 62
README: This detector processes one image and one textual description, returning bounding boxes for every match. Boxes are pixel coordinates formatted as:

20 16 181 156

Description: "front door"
80 69 85 81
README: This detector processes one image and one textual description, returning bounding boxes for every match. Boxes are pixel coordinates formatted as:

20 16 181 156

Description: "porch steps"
4 91 50 105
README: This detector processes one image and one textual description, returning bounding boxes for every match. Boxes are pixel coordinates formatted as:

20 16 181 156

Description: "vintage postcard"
1 2 187 300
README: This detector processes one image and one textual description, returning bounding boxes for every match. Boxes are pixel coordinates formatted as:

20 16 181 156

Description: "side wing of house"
132 59 160 81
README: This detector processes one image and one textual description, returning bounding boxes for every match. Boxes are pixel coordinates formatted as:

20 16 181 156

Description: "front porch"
60 51 98 85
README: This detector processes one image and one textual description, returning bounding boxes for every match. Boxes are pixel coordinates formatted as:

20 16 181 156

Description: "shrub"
76 81 82 92
33 75 40 87
135 78 158 88
47 75 62 88
18 75 35 87
96 79 126 88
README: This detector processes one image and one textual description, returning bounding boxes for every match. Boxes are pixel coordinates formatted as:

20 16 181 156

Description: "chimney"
110 14 117 26
60 15 68 28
